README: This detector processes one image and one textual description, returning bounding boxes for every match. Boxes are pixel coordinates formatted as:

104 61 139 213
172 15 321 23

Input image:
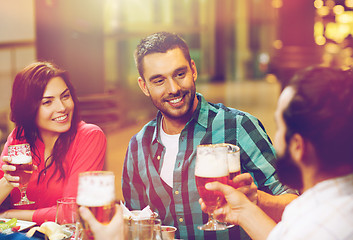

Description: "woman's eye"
42 100 51 105
62 94 71 99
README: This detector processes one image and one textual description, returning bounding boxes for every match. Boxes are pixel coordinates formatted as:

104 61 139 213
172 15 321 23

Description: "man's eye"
176 72 186 78
153 79 164 85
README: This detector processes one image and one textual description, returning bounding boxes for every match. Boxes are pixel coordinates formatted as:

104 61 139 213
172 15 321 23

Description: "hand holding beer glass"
77 171 116 239
7 143 35 206
195 144 229 231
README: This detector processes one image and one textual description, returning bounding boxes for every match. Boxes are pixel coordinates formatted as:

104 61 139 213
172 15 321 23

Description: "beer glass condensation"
195 144 229 231
76 171 116 239
8 143 35 206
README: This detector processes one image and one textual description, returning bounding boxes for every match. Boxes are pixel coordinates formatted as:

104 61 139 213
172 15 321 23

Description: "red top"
0 121 106 224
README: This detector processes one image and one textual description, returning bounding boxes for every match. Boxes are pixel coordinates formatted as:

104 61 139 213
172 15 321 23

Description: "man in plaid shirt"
122 32 297 240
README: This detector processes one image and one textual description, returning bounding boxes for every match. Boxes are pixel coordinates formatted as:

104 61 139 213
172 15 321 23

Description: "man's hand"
231 173 258 205
199 181 252 225
79 204 125 240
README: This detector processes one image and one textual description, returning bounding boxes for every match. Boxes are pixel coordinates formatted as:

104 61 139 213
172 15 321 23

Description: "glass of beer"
226 144 241 185
76 171 116 239
8 143 35 206
195 144 229 231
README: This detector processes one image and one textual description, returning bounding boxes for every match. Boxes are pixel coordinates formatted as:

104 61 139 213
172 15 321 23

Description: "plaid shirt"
122 93 293 240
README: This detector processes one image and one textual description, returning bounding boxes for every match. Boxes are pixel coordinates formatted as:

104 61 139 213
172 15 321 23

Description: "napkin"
121 201 154 220
26 222 68 240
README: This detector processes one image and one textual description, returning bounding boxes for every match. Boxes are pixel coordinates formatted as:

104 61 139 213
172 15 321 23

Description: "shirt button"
175 190 179 195
157 155 161 160
179 218 184 223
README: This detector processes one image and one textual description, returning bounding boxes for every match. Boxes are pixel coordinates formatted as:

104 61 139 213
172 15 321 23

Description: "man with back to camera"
122 31 298 240
200 66 353 239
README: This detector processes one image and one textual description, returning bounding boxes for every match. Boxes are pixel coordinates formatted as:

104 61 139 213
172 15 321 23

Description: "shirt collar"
152 92 210 144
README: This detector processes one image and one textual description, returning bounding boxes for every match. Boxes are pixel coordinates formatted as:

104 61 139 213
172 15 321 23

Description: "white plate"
0 218 36 232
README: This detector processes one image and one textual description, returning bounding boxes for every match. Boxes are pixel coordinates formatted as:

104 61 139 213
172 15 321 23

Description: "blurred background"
1 0 353 199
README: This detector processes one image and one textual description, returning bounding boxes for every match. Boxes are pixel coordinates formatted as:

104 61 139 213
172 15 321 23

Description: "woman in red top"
0 62 106 224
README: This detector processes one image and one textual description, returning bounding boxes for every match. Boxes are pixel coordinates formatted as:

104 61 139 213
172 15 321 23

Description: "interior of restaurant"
0 0 353 200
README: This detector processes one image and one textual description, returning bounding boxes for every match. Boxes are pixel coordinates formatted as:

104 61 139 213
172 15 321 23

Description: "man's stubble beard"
148 87 196 121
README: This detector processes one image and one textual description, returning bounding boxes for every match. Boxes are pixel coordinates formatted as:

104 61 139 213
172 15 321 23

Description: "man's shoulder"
130 118 158 142
207 101 255 120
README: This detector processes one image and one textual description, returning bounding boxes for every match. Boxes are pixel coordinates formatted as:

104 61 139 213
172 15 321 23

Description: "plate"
0 218 36 232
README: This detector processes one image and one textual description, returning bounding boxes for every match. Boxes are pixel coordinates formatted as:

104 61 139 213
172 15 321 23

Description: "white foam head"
8 144 32 164
226 144 240 172
195 144 229 177
77 171 116 206
11 155 32 164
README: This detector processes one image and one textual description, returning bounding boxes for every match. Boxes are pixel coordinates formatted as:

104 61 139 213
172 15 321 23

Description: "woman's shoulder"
77 121 105 135
71 121 106 147
5 127 26 145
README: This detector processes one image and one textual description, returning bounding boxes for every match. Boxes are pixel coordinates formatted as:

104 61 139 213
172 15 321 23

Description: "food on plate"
0 218 18 233
26 221 70 240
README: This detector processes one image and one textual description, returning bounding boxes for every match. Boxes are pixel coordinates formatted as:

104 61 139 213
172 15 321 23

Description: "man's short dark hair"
134 32 192 80
283 66 353 172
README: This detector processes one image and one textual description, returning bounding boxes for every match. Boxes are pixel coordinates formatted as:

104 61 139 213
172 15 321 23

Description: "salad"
0 218 21 234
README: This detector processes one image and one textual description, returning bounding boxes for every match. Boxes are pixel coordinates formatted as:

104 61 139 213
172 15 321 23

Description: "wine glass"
8 144 35 206
195 144 229 231
76 171 116 239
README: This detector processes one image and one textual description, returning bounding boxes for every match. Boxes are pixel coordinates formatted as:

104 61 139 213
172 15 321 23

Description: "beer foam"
11 155 32 164
77 174 115 206
195 145 229 177
228 151 240 173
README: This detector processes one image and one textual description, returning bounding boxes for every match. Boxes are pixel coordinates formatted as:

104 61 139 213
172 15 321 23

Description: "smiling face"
138 48 198 122
36 76 74 140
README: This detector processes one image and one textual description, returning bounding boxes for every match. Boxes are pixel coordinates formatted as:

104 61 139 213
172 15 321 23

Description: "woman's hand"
1 156 19 188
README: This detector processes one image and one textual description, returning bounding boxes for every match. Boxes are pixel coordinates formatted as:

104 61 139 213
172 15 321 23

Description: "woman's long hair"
10 61 80 183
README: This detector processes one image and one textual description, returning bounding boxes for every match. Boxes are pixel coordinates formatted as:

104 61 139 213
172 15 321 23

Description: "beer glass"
8 143 35 206
223 143 241 229
195 144 229 231
76 171 116 239
226 144 241 184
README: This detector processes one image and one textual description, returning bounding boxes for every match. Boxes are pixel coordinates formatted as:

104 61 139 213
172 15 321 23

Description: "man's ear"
138 77 150 97
289 133 305 165
191 60 198 82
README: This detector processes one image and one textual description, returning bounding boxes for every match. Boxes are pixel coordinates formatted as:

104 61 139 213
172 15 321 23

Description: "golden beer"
77 171 116 239
8 144 35 205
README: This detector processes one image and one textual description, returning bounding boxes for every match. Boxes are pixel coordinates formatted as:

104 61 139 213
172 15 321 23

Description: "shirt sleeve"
32 124 107 224
122 135 148 210
236 113 294 195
